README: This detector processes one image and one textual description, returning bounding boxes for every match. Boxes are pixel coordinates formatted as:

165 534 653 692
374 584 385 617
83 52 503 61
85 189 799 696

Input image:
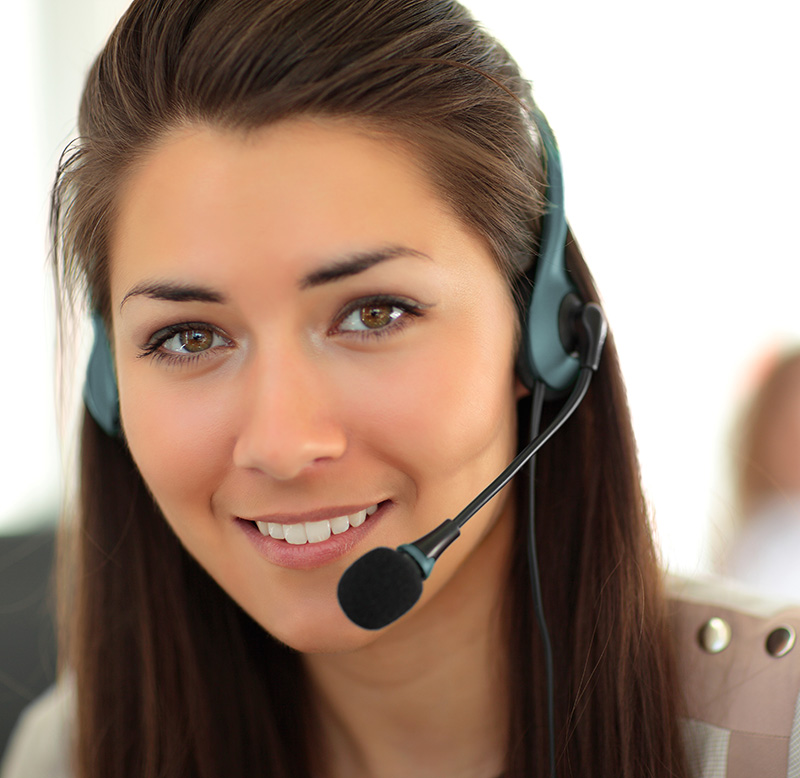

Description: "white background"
1 0 798 577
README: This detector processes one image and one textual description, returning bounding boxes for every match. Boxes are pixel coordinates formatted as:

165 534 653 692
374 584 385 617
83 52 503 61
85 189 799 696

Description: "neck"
303 502 514 778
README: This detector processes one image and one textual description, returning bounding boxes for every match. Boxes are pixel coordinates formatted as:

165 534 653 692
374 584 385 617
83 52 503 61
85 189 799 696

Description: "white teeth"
305 519 332 543
268 522 285 540
349 509 367 527
284 523 308 545
254 504 380 544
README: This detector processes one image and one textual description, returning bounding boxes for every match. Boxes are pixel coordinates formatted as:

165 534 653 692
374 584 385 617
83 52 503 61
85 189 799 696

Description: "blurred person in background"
724 348 800 601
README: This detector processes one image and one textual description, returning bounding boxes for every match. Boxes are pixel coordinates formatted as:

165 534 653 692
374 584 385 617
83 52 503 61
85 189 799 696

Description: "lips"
237 501 389 569
253 503 380 545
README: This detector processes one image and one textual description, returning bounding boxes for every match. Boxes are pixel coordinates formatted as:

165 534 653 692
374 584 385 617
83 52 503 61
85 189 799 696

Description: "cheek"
338 325 519 478
118 373 234 517
116 305 519 515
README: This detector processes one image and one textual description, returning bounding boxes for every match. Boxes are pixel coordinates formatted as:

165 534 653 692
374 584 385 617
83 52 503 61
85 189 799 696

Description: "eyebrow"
300 246 430 289
120 282 226 311
119 245 430 310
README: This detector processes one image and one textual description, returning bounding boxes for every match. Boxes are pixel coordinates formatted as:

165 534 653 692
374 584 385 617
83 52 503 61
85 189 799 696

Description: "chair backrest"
0 529 57 759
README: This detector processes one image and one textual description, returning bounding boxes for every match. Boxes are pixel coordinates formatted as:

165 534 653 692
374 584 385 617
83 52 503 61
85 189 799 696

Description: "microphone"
337 520 461 630
337 303 607 630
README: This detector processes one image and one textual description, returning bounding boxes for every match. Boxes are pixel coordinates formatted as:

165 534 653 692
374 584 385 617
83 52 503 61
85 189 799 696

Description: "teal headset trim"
397 542 436 579
82 109 579 435
84 312 121 437
515 109 581 392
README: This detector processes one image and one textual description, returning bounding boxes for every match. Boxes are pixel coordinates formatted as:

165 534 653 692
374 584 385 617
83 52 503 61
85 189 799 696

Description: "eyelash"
137 322 233 366
331 295 425 340
137 296 424 365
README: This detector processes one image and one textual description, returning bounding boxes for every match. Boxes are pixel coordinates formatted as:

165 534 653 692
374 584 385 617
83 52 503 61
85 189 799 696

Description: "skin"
109 118 523 777
756 369 800 497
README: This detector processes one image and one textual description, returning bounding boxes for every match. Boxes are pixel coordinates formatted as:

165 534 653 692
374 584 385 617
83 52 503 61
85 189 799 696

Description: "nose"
232 350 348 480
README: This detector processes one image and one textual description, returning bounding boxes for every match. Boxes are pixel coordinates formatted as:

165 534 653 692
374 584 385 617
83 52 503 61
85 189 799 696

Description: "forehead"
108 118 488 297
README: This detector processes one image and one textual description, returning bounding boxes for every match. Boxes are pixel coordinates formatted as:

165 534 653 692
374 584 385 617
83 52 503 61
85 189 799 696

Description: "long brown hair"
52 1 688 776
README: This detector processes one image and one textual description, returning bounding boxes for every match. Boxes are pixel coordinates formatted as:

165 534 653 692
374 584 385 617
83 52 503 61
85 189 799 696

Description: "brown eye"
180 329 214 352
336 297 419 336
141 323 231 363
156 326 227 356
360 304 394 329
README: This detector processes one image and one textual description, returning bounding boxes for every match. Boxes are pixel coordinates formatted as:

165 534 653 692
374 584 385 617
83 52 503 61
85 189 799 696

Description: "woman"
9 0 793 776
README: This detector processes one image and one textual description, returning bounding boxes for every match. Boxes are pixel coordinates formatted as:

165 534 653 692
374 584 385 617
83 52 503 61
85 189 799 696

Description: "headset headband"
515 109 582 392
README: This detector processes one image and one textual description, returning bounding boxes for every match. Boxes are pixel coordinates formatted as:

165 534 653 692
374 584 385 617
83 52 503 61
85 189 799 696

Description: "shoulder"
0 680 74 778
667 575 800 778
725 505 800 601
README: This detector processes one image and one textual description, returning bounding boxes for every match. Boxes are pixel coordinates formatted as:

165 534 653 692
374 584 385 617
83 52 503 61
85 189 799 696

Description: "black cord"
526 380 556 778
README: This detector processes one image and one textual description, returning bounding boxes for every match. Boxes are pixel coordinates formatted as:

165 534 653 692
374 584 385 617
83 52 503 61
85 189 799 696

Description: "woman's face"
109 118 522 652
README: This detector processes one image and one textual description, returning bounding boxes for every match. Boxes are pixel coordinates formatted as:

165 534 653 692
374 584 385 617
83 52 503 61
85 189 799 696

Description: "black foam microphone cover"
337 547 424 630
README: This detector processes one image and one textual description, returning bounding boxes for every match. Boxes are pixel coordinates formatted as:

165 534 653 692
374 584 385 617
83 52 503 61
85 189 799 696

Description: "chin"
236 593 383 655
264 612 386 655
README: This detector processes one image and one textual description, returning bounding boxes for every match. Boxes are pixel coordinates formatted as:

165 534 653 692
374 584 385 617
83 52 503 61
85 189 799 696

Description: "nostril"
232 416 349 480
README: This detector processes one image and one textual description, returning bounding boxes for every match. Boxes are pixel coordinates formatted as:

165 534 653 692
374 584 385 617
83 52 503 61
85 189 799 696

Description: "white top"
725 496 800 603
1 682 73 778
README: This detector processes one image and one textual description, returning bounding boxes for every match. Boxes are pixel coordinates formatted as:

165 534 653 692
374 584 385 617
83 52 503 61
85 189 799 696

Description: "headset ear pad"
516 277 582 394
515 219 582 394
84 313 122 437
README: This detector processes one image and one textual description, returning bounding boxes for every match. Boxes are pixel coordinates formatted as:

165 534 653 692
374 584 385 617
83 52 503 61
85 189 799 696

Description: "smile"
253 504 380 545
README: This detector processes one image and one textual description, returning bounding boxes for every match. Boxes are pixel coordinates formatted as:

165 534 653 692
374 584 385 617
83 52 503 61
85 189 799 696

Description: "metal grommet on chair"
698 617 732 654
766 626 796 658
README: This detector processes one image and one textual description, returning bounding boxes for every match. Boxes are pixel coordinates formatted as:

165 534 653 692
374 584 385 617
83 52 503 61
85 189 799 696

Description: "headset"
516 108 585 393
82 108 607 778
85 311 121 437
